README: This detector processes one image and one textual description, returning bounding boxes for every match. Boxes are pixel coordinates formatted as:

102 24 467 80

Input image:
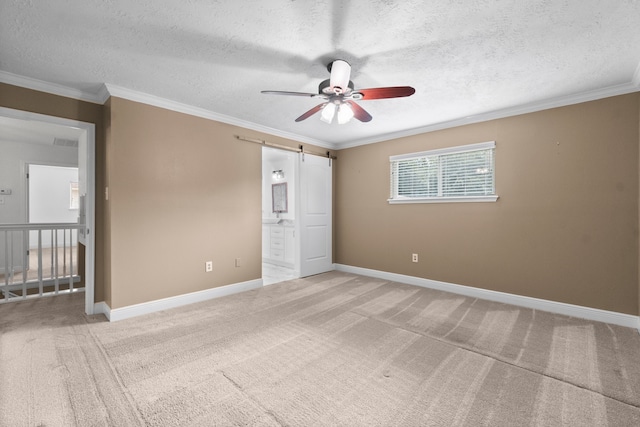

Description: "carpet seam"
364 280 640 410
353 308 640 411
220 370 286 427
84 318 148 426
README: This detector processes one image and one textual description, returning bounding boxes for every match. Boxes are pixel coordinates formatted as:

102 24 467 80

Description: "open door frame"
0 107 96 315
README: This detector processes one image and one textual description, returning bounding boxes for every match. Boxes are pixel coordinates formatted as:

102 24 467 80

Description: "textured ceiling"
1 0 640 149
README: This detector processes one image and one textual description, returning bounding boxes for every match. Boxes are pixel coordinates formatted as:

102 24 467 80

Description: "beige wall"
105 97 261 308
2 82 639 316
104 97 334 309
335 93 640 315
0 84 333 310
0 83 107 302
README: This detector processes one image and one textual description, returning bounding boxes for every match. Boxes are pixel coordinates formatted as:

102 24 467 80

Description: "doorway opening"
261 146 334 285
0 107 95 314
262 146 299 285
27 164 81 289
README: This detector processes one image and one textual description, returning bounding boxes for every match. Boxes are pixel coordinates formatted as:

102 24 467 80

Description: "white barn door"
298 153 332 277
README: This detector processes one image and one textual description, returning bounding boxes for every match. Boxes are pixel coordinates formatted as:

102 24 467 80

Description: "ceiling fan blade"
261 90 319 97
295 103 327 122
356 86 416 100
346 101 372 122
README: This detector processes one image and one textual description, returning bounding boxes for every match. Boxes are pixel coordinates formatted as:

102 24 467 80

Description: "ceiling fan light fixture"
262 58 414 124
320 102 337 123
337 103 354 124
329 60 351 94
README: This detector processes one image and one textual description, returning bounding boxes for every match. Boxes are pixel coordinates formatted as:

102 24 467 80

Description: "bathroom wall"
262 146 296 221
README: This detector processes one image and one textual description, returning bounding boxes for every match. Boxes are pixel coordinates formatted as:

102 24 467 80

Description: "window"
389 141 498 204
70 182 79 209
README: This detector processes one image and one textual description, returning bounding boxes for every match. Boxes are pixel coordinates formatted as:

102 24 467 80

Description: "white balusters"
0 223 82 302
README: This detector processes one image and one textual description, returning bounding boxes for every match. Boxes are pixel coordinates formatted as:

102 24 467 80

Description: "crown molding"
633 60 640 88
96 84 111 104
0 71 333 148
339 81 640 149
3 70 638 151
0 70 104 104
102 84 333 149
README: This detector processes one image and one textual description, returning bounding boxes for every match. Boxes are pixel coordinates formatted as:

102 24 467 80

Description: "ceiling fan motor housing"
328 59 351 94
319 79 354 95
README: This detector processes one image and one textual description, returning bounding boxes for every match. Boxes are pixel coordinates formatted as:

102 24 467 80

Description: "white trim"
3 71 639 151
96 84 111 105
102 84 333 149
83 123 96 315
105 279 263 322
93 302 111 320
339 82 640 149
390 141 495 161
0 70 104 104
0 107 96 316
388 195 499 204
633 60 640 88
334 264 640 331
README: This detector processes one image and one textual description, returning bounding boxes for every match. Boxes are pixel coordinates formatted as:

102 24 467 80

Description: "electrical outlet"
235 258 241 267
412 253 419 263
205 261 213 272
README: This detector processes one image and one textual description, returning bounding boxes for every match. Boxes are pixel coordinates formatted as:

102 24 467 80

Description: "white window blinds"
389 141 497 204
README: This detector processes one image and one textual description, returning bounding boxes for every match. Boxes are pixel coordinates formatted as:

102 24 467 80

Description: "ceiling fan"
261 60 415 124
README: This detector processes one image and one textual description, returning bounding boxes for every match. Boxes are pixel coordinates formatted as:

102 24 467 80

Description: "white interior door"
298 153 332 277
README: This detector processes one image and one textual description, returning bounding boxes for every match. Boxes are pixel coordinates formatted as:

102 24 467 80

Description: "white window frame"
69 181 80 210
389 141 498 204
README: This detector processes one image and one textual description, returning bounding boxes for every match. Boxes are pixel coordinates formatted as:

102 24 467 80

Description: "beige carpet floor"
1 271 639 426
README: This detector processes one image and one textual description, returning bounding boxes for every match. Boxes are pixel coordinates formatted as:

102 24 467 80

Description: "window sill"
388 195 499 204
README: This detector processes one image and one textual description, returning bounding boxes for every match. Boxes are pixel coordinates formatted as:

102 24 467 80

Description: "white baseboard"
335 264 640 332
95 278 263 322
93 301 111 320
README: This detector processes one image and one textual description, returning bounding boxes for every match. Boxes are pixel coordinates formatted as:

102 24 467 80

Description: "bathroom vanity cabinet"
262 224 295 267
